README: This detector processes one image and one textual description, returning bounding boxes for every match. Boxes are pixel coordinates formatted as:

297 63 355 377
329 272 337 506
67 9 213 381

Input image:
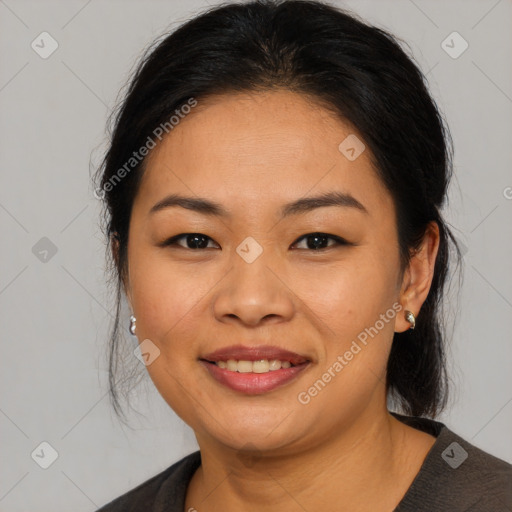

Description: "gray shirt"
96 413 512 511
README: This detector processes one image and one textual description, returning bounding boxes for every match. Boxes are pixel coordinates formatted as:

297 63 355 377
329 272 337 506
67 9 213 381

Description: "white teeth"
253 360 269 373
268 359 281 371
215 359 295 373
237 360 253 373
227 359 238 371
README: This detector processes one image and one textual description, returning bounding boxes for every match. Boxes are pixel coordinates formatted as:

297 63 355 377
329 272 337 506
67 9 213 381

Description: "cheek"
294 258 399 418
290 252 399 340
128 248 209 347
298 251 400 404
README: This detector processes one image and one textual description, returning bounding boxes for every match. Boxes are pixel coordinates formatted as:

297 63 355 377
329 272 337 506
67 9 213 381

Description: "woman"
94 1 512 510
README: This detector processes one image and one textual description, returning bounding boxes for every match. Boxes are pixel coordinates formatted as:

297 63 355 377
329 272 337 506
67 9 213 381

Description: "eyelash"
160 232 351 251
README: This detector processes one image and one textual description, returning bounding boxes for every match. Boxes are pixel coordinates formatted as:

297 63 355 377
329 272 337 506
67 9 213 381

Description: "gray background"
0 0 511 510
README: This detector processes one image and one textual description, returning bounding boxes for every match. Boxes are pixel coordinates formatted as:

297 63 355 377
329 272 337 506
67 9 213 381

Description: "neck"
185 403 435 512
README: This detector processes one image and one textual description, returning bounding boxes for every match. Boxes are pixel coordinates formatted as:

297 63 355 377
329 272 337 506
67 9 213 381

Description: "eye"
160 232 350 251
291 232 350 251
160 233 219 250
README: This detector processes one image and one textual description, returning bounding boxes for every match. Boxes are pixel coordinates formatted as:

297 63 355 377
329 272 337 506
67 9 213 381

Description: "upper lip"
201 345 310 365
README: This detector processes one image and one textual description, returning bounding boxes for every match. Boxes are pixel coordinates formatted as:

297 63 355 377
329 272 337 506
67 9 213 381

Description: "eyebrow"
149 191 368 218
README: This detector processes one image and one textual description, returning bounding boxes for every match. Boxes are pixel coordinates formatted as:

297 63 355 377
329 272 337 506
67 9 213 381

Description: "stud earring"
404 310 416 330
129 314 137 335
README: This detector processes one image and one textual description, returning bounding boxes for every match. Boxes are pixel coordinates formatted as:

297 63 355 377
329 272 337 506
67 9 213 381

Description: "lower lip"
200 360 310 394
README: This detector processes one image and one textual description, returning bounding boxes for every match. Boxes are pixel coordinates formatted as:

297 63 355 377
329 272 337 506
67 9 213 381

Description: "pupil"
308 234 327 250
188 234 208 249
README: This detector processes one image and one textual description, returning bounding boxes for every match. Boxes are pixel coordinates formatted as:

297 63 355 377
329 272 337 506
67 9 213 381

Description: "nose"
212 254 295 327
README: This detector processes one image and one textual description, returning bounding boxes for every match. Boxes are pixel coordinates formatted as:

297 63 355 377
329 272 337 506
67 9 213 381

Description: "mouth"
199 345 312 394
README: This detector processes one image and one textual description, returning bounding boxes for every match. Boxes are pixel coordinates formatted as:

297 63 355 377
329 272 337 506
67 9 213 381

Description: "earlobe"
395 221 440 333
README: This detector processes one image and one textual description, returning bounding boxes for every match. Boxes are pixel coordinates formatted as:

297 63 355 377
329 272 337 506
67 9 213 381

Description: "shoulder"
95 450 201 512
395 414 512 511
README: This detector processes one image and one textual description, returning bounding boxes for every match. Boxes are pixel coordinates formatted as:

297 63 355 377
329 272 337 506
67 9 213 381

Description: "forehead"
135 90 392 218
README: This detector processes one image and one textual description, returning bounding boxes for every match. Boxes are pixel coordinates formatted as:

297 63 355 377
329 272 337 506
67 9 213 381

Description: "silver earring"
404 310 416 330
129 315 136 335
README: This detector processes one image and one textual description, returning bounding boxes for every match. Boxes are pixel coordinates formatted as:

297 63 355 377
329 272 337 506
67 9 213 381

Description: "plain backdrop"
1 0 511 510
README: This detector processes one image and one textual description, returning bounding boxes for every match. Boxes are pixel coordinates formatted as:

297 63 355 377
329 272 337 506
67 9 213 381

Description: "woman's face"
125 90 409 454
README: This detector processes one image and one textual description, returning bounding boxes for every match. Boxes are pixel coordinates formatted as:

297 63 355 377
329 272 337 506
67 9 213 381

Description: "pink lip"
200 360 310 394
199 344 311 395
201 344 309 365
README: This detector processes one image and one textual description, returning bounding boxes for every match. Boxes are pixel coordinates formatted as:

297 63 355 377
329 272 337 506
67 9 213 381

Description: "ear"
111 232 133 307
111 232 120 269
395 221 440 333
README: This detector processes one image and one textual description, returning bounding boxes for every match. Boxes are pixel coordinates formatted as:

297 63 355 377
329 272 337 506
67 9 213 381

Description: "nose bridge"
212 236 294 326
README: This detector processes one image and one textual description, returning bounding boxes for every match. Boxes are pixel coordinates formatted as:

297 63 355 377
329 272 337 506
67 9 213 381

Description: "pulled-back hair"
94 0 460 422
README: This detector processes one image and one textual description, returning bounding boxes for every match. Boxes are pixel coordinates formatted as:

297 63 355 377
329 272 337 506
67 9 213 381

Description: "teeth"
215 359 293 373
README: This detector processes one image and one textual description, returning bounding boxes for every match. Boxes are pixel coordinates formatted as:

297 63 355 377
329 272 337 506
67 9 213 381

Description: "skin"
118 89 440 512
